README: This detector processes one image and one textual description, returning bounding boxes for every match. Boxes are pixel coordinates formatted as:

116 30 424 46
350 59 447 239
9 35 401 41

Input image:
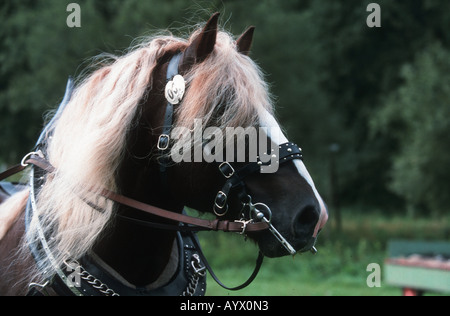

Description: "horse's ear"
181 12 220 71
236 26 255 56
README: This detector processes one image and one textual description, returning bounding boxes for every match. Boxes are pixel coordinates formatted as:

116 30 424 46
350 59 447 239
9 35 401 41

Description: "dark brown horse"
0 13 327 296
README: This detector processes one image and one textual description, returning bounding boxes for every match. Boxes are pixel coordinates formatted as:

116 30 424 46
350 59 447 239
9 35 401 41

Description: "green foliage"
371 43 450 216
201 211 449 296
1 1 450 215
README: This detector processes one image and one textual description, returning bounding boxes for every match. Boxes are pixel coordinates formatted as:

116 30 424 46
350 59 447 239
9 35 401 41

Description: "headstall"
0 52 311 296
158 52 305 255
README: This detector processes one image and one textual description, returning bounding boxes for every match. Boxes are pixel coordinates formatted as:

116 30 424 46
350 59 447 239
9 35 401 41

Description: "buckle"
191 254 206 276
214 191 229 217
234 219 254 235
218 162 235 179
215 191 227 209
157 134 170 151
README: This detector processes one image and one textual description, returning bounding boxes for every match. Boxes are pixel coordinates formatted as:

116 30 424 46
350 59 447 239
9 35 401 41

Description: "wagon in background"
385 240 450 296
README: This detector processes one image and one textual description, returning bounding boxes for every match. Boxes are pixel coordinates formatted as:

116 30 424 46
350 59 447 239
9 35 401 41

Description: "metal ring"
252 203 272 223
157 134 170 151
214 191 228 209
21 151 39 167
218 162 235 179
213 203 228 217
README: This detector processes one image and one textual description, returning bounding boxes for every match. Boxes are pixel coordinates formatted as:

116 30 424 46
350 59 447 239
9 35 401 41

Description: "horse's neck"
93 216 177 287
93 160 182 287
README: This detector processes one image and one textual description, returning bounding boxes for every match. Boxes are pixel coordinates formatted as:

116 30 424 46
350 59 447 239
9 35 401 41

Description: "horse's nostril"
292 205 319 238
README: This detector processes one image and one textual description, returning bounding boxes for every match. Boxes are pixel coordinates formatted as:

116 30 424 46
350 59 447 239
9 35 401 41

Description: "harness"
157 52 304 256
0 52 308 296
25 167 208 296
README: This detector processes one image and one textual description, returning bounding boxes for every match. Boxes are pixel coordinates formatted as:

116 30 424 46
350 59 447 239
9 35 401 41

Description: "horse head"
129 13 328 258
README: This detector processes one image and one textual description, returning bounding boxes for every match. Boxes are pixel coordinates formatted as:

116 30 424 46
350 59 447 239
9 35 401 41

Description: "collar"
25 163 206 296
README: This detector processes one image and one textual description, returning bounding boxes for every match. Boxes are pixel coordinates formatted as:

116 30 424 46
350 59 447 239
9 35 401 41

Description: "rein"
0 154 269 234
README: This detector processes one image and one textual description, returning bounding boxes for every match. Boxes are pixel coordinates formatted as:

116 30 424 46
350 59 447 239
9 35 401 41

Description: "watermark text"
66 3 81 28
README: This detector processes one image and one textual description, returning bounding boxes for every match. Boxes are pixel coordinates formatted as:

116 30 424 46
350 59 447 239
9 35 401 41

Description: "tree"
371 43 450 216
0 0 190 164
306 0 450 211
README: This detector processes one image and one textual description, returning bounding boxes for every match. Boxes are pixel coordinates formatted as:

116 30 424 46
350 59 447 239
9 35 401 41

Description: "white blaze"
260 110 328 236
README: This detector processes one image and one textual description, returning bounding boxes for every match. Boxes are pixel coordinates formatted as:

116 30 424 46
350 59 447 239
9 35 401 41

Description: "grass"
1 176 447 296
197 211 450 296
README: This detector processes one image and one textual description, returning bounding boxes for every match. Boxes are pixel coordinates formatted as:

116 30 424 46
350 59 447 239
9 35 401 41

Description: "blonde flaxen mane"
21 27 273 279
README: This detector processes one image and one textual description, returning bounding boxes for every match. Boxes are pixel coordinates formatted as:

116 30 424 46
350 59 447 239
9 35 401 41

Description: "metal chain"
182 272 201 296
65 259 120 296
64 254 207 297
181 254 206 296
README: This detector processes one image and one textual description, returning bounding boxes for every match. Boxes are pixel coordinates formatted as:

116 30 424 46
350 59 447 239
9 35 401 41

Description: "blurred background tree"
371 42 450 217
1 0 449 217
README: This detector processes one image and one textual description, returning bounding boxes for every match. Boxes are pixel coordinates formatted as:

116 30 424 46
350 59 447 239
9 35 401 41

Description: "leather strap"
0 164 26 182
188 230 265 291
100 188 268 232
0 155 56 182
6 154 269 233
158 53 183 186
213 142 303 216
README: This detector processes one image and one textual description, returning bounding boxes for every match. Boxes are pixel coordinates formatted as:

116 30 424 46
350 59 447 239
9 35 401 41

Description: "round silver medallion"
165 74 185 105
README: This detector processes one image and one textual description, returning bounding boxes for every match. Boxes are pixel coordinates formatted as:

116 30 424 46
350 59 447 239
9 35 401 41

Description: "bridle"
156 52 305 256
0 52 310 295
